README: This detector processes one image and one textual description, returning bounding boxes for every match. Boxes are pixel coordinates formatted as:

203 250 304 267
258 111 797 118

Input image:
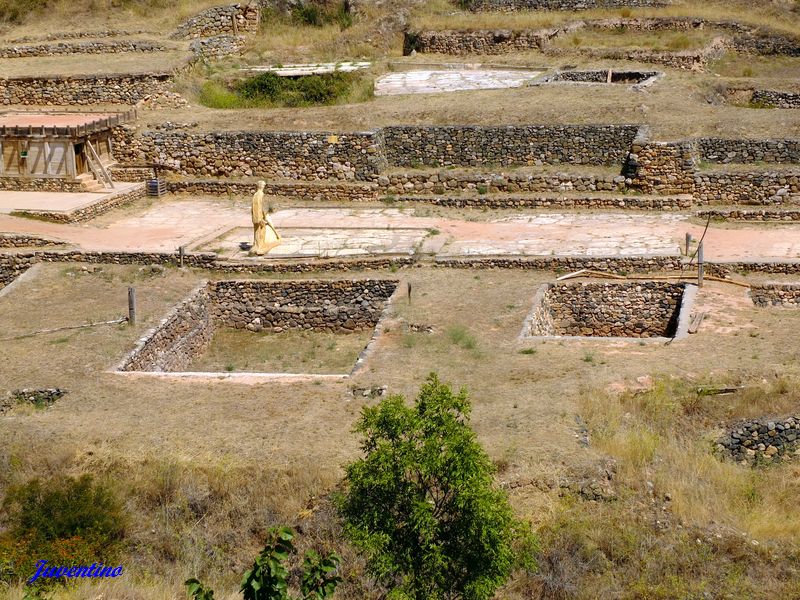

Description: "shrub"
186 527 341 600
337 373 537 600
291 1 352 29
0 475 125 585
235 71 359 108
0 0 48 23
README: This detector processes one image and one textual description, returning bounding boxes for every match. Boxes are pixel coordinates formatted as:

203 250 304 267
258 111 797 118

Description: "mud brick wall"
529 281 685 337
382 125 639 168
171 3 260 39
112 128 385 181
0 73 174 106
717 416 800 464
0 40 164 58
696 138 800 164
694 170 800 205
750 284 800 307
209 279 398 333
121 285 214 372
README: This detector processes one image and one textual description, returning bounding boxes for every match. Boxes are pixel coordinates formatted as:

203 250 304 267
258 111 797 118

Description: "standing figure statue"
250 180 281 255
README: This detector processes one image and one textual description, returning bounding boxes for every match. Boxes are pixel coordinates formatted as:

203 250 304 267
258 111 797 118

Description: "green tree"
337 373 537 600
186 527 340 600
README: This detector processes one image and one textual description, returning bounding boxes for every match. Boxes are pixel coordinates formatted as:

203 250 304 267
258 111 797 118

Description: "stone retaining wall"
166 179 379 202
121 283 214 372
462 0 665 10
751 89 800 109
750 283 800 307
0 39 164 59
393 193 690 210
0 234 65 248
0 73 174 106
404 29 552 55
119 278 398 372
210 279 398 332
379 169 628 194
0 254 32 290
435 256 682 274
528 281 685 337
696 138 800 164
626 137 696 195
694 170 800 205
382 125 639 168
12 184 146 224
109 167 156 182
717 416 800 464
189 35 246 59
697 209 800 222
112 128 385 181
0 177 85 192
171 3 260 39
9 30 146 43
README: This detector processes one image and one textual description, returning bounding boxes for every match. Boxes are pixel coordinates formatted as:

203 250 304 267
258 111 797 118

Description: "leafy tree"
337 373 537 600
186 527 341 600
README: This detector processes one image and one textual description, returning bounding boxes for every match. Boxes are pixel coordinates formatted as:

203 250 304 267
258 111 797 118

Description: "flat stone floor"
374 69 543 96
2 198 800 262
0 182 140 214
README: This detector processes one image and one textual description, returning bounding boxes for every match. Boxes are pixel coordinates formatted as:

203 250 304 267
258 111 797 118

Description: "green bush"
337 373 537 600
235 71 358 108
291 1 352 29
0 475 125 585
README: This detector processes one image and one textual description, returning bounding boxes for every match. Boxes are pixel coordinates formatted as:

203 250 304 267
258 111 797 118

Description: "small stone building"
0 110 135 191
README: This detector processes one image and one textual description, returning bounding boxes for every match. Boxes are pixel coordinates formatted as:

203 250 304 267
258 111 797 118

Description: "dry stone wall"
528 281 685 338
121 284 214 372
750 284 800 307
13 185 146 224
166 179 379 202
112 128 385 181
171 3 260 39
751 90 800 109
404 29 553 55
717 416 800 464
696 138 800 164
462 0 665 10
694 170 800 205
0 39 164 58
0 177 85 192
210 279 398 333
0 73 174 106
625 137 696 195
382 125 639 168
0 234 64 248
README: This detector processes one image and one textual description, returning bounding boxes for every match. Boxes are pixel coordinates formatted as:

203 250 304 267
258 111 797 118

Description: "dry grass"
550 28 718 52
0 47 189 77
188 328 374 374
2 266 800 597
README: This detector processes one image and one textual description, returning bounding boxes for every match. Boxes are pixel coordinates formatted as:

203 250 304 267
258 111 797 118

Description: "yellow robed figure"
251 180 281 255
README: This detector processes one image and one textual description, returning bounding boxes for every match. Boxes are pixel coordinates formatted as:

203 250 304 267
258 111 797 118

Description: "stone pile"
11 388 67 407
717 416 800 464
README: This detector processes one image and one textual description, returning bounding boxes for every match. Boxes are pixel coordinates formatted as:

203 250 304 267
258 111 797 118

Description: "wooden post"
407 282 412 304
128 287 137 325
697 241 704 288
179 246 185 268
685 232 693 256
607 68 613 83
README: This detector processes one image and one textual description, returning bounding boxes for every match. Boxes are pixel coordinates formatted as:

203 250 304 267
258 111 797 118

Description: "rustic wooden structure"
0 109 136 190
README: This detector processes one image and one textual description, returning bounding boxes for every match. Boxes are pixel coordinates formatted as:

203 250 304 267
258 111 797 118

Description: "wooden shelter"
0 110 136 190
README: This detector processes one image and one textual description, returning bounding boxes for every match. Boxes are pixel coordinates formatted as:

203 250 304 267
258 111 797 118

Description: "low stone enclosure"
717 416 800 464
539 69 661 87
118 279 399 376
522 281 695 340
405 17 800 70
725 88 800 110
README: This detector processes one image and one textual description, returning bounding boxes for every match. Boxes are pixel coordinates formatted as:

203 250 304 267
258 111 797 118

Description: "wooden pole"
179 246 185 268
407 282 412 304
697 241 704 288
128 287 137 325
685 232 693 256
